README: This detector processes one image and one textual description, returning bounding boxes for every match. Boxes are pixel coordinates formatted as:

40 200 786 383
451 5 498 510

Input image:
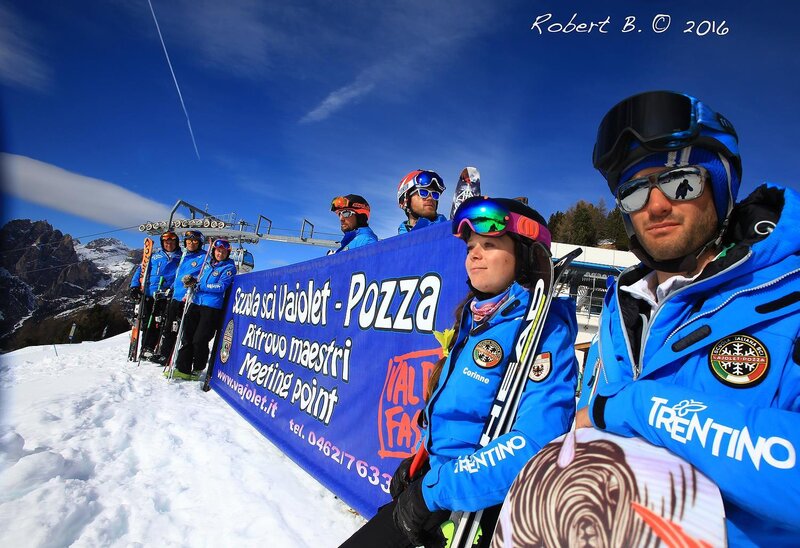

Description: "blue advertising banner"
208 222 467 517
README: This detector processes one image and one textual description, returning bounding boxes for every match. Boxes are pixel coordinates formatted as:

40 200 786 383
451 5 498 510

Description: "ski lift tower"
137 200 339 273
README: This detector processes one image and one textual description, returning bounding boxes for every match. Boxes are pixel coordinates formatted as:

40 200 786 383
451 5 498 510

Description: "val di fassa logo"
648 397 795 470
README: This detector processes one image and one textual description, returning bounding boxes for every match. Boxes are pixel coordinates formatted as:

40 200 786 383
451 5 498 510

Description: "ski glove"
392 479 447 548
390 455 415 499
129 287 142 300
182 275 198 288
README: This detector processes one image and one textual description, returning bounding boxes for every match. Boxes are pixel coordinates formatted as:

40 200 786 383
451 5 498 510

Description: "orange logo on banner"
377 347 442 458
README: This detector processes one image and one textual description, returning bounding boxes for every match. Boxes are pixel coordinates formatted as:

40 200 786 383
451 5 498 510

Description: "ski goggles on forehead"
331 196 364 210
331 196 369 215
413 171 445 191
616 166 707 213
452 198 551 248
213 239 231 250
413 188 441 200
593 91 737 173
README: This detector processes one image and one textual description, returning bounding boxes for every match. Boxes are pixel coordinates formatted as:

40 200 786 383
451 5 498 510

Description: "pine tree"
605 208 629 251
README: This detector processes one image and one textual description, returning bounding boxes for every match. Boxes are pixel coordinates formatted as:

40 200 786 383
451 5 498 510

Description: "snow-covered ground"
0 334 365 547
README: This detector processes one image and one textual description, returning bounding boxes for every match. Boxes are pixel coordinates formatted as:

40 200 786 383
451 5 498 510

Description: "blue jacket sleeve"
423 298 578 511
576 336 601 409
130 266 142 288
589 377 800 531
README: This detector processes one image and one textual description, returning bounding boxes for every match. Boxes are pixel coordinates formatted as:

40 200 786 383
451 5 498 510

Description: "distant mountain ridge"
0 220 140 352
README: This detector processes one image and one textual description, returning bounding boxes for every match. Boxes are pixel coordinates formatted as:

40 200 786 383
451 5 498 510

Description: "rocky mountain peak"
1 220 137 351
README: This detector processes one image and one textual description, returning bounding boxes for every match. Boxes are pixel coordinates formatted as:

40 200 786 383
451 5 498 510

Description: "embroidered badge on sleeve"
529 352 552 382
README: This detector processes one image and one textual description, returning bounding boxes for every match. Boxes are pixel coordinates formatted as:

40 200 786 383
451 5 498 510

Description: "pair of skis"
445 246 582 548
128 238 154 361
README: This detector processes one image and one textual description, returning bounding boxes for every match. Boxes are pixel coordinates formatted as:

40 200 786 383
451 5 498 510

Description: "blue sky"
2 0 799 269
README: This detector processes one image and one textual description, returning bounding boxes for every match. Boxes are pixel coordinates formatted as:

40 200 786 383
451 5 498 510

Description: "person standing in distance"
172 238 237 380
330 194 378 253
397 169 448 234
129 230 180 359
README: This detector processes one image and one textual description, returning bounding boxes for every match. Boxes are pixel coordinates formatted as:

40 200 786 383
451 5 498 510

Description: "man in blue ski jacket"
330 194 378 253
397 169 448 234
577 91 800 545
172 238 237 380
129 230 180 358
153 230 207 365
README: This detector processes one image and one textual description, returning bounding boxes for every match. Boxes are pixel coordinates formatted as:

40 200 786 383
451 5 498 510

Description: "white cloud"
0 3 51 91
299 2 497 122
2 154 172 227
300 79 375 123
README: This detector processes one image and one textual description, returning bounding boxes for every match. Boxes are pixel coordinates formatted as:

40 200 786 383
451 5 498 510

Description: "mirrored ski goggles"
183 231 203 242
452 198 551 247
616 166 707 213
161 232 178 242
593 91 737 173
413 170 445 192
213 239 231 250
413 188 441 200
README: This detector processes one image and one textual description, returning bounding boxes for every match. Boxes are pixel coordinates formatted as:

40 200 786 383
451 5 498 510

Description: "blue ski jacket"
421 282 578 512
578 184 800 546
398 214 448 235
130 249 180 297
171 249 207 302
334 226 379 253
192 257 237 309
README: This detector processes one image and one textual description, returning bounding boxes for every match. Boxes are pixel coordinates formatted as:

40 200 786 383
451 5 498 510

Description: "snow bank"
0 334 364 547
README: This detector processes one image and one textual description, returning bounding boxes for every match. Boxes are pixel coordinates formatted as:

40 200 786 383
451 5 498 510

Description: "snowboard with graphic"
491 428 726 547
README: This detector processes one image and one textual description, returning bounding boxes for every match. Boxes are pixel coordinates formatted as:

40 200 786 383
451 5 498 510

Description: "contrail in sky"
147 0 200 159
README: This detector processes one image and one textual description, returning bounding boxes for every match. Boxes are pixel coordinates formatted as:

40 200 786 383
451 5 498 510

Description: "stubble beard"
639 209 718 261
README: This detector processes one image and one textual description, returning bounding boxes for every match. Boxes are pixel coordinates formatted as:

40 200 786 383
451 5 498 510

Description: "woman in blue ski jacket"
578 91 800 546
341 197 578 548
172 238 237 379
